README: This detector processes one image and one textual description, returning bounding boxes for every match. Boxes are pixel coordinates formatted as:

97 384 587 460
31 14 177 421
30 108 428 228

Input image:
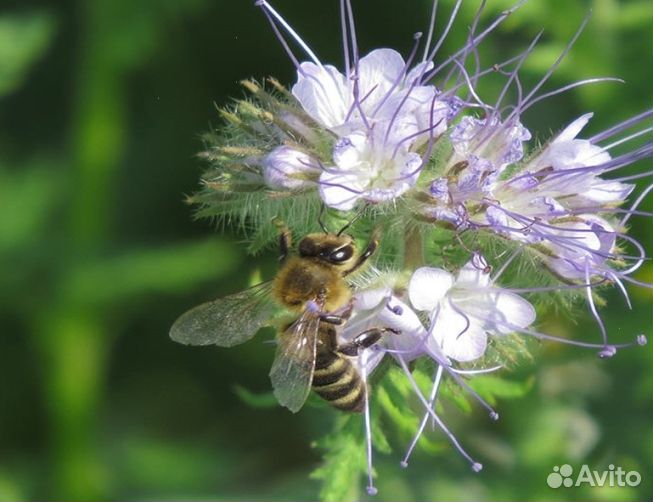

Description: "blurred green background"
0 0 650 500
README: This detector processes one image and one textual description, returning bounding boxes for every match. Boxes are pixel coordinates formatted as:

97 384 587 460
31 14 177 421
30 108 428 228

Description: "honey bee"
170 219 396 413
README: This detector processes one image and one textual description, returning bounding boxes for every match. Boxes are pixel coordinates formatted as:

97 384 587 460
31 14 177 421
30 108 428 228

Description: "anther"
472 462 483 472
637 334 647 346
597 345 617 358
388 304 403 315
489 411 499 421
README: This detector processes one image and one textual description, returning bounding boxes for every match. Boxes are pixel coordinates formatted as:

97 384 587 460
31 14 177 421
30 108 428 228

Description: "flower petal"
353 287 392 311
554 113 593 143
583 180 635 204
429 301 487 362
356 48 406 105
318 171 366 210
455 258 491 288
333 132 367 170
405 61 434 86
262 146 315 190
460 290 536 334
408 267 454 311
291 63 349 129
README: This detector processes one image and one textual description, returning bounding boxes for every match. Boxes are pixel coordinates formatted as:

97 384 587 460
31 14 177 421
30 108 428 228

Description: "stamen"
339 0 351 77
371 32 424 117
422 0 528 83
499 322 646 356
425 0 464 65
585 262 608 348
492 246 523 282
422 0 439 63
590 109 653 143
451 58 491 110
360 352 377 496
492 31 543 119
257 5 305 74
523 77 624 111
344 0 359 68
621 182 653 227
397 356 483 471
610 272 633 310
256 0 323 68
450 365 503 375
506 13 590 124
402 365 444 467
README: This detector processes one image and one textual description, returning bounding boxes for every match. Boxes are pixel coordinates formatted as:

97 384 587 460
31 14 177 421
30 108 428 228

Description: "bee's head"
298 233 356 266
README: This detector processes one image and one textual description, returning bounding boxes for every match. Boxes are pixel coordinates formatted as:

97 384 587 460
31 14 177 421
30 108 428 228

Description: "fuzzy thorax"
272 256 353 313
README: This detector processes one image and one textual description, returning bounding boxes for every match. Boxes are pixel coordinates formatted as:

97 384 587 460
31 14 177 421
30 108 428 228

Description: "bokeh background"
0 0 651 500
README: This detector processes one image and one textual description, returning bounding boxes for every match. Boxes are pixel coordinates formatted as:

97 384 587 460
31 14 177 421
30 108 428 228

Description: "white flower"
291 49 455 210
408 257 536 362
262 146 316 190
543 215 617 280
343 287 430 369
450 115 532 171
319 130 423 210
526 113 634 206
347 256 536 364
292 48 447 140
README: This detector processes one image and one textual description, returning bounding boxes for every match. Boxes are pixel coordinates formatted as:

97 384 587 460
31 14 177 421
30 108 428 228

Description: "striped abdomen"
312 349 366 413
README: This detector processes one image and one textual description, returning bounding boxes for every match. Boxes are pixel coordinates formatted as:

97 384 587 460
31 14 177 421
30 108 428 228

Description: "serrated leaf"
311 417 364 502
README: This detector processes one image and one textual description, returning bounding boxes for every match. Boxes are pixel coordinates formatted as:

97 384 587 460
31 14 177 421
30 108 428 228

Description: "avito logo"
547 464 641 488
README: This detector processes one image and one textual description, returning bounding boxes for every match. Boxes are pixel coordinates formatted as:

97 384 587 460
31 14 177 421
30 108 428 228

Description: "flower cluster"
192 0 651 496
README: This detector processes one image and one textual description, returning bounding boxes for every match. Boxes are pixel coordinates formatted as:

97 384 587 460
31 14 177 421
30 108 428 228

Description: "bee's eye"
329 246 353 263
298 238 317 257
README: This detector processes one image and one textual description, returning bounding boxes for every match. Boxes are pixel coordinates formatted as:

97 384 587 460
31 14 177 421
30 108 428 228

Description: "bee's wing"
269 308 321 413
170 281 276 347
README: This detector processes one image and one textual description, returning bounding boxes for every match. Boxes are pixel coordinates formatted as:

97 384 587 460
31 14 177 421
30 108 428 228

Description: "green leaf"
311 416 364 502
61 238 240 306
0 12 56 97
232 385 278 409
467 375 534 406
0 162 62 252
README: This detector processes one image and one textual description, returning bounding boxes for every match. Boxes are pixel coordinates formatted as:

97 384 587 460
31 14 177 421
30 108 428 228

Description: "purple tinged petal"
262 146 316 190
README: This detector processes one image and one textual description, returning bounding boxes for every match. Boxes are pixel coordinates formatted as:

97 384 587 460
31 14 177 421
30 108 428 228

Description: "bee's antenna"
318 204 329 234
337 204 368 236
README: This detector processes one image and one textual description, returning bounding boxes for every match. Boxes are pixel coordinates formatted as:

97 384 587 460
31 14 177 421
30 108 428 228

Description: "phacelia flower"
186 0 652 497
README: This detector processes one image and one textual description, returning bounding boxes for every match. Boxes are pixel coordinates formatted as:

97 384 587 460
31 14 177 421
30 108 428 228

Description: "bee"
170 219 396 413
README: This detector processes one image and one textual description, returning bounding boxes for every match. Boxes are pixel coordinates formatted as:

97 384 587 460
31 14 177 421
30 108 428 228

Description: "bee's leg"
319 314 347 325
342 228 380 277
319 299 354 325
337 327 399 356
273 217 292 264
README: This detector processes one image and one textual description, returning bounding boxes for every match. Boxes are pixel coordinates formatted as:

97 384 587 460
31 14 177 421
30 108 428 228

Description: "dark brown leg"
342 228 380 277
273 217 292 264
337 327 399 356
